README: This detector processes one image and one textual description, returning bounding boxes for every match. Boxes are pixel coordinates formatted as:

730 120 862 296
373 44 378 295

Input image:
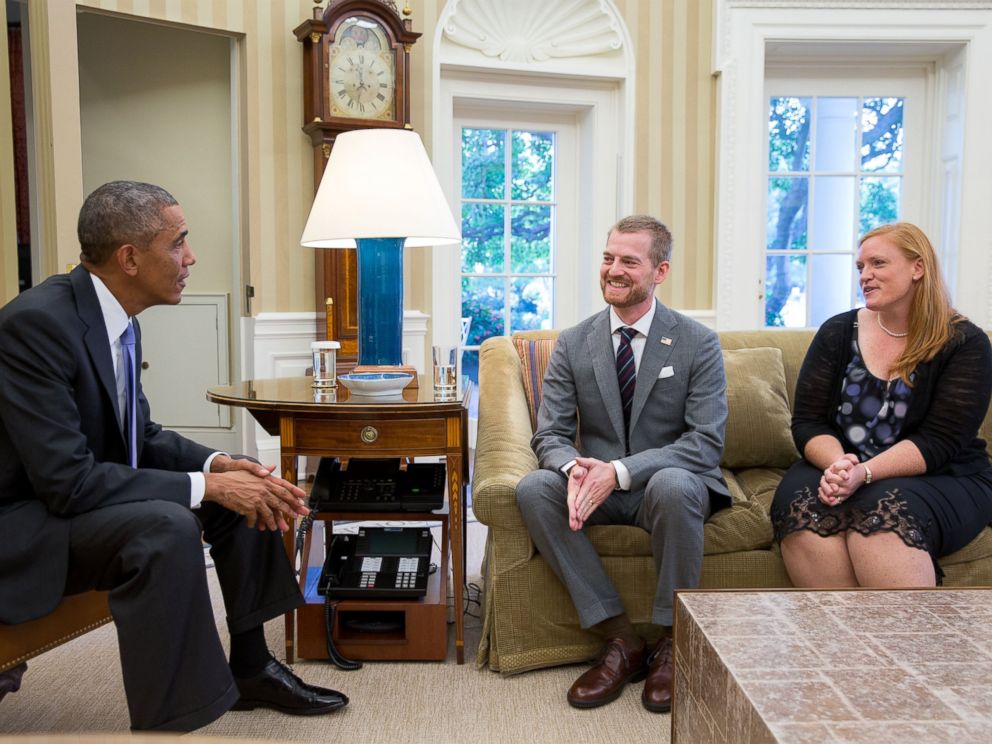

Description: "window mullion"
806 96 818 326
504 129 513 337
853 96 864 308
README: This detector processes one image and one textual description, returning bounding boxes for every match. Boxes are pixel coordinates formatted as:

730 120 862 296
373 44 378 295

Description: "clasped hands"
203 455 308 532
567 457 618 531
818 453 867 507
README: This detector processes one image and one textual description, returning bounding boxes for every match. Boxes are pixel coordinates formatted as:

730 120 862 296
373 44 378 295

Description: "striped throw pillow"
511 337 557 431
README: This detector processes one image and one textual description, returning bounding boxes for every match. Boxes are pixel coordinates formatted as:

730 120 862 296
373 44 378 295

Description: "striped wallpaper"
58 1 717 312
620 0 717 311
0 12 17 301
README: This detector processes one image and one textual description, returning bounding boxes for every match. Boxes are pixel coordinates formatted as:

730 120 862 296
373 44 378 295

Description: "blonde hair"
860 222 964 384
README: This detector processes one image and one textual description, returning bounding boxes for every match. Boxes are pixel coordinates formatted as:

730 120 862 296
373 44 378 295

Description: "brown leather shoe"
566 636 647 709
642 635 673 713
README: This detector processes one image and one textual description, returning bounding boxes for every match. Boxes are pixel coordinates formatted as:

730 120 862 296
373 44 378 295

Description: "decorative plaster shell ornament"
443 0 623 63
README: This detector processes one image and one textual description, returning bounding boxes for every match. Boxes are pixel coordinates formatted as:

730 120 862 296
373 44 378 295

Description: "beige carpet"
0 570 672 743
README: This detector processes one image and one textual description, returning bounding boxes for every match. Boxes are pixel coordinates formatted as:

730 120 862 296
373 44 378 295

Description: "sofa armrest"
472 336 539 531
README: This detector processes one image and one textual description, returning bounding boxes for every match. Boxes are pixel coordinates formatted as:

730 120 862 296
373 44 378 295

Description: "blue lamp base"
355 237 405 368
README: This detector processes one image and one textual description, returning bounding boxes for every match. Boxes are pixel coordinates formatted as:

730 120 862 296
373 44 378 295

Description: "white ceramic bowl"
337 372 414 397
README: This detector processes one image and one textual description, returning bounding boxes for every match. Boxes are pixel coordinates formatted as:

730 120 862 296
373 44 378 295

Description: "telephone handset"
318 526 431 599
317 533 355 594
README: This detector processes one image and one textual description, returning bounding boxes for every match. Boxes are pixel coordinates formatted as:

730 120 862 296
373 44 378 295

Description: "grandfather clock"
295 0 421 367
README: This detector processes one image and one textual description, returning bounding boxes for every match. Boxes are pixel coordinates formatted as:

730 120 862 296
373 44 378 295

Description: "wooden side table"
206 376 471 664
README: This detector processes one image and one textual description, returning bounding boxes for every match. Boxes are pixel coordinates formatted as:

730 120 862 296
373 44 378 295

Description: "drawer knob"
360 425 379 443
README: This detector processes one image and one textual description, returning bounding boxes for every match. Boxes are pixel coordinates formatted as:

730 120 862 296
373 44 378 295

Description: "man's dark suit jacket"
0 266 214 624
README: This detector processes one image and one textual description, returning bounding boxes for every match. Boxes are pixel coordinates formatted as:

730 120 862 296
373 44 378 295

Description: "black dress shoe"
232 657 348 716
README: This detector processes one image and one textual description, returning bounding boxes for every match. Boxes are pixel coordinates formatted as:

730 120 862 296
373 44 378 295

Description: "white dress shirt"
608 301 656 375
89 272 219 506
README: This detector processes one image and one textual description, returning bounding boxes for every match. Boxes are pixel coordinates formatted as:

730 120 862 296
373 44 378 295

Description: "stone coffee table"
672 588 992 742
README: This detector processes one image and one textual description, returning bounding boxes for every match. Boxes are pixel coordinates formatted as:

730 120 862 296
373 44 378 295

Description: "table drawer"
292 417 447 452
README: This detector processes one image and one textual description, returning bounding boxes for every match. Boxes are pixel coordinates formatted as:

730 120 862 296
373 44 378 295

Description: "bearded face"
599 230 668 316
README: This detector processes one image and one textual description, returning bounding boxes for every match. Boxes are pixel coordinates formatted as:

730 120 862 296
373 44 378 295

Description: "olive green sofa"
473 329 992 674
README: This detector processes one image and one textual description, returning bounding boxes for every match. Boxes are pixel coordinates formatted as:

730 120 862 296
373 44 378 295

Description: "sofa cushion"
512 336 557 431
722 347 799 468
704 499 775 555
731 467 786 510
718 330 816 410
941 525 992 565
703 467 784 554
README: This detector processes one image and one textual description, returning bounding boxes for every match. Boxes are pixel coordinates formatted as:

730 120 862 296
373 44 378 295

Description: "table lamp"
301 129 460 392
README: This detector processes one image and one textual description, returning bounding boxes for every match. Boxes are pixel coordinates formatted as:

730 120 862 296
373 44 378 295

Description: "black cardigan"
792 309 992 477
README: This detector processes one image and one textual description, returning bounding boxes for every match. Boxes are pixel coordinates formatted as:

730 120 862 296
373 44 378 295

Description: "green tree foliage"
768 97 811 173
460 128 556 368
461 279 503 346
461 128 504 201
859 178 900 235
861 97 904 173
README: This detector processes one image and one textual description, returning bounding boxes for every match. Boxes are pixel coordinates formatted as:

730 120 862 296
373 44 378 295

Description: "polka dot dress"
835 323 913 459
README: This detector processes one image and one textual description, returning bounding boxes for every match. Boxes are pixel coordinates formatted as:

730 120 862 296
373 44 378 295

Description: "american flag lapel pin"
660 336 673 346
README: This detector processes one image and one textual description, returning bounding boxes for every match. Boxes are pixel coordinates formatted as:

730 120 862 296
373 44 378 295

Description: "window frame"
713 2 992 331
763 70 928 328
455 114 578 376
432 68 626 351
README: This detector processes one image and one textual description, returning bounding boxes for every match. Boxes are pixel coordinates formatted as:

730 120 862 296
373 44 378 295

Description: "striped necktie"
616 326 637 436
120 321 137 468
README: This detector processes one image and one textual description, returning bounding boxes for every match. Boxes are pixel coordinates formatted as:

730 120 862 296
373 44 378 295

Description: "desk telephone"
317 526 432 600
311 457 445 512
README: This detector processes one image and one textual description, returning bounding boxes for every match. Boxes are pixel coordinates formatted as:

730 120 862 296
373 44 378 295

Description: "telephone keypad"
394 557 420 589
341 479 397 502
358 557 382 589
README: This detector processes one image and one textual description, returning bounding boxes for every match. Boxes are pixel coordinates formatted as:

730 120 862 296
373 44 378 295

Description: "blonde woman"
771 222 992 587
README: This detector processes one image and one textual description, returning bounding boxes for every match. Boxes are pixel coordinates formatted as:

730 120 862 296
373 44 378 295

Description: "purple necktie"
616 326 637 436
120 321 137 468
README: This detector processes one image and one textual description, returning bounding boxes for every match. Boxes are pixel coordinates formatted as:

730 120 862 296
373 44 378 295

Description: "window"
459 126 558 384
438 80 614 403
716 6 992 331
765 95 906 327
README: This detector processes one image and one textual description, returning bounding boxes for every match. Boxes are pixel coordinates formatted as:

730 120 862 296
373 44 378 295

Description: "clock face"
329 16 396 121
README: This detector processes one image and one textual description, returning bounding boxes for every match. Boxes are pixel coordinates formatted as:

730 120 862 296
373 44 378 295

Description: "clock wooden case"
295 0 421 363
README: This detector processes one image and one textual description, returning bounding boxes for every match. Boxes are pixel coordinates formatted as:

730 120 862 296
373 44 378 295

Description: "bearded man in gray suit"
516 215 729 713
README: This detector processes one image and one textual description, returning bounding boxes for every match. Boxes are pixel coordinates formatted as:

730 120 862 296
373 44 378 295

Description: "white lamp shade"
300 129 461 249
